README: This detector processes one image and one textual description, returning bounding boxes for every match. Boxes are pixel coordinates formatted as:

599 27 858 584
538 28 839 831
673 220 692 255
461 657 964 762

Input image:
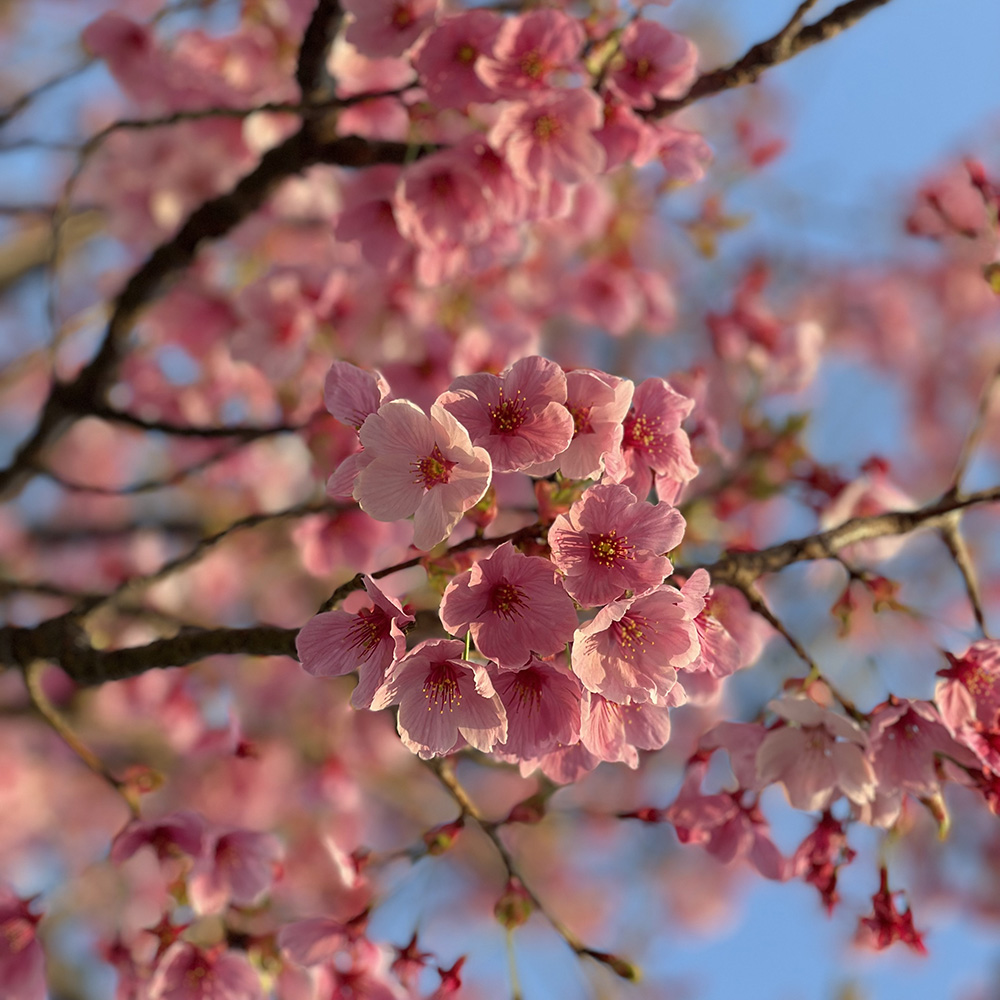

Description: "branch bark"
2 484 997 689
650 0 895 117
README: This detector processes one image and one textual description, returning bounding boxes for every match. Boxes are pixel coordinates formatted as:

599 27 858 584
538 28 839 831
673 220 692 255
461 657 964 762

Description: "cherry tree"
0 0 998 996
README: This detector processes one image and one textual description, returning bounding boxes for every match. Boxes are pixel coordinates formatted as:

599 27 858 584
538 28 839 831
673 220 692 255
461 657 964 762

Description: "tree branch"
650 0 895 117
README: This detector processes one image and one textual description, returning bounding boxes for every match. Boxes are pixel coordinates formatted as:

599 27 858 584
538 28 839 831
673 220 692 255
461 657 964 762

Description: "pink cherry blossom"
343 0 438 58
594 97 660 171
791 811 856 912
324 361 390 430
412 11 502 109
819 458 918 564
352 399 492 550
0 884 44 1000
149 943 262 1000
935 639 1000 773
570 259 644 337
437 355 574 473
110 809 206 864
491 656 583 759
489 90 606 188
370 639 507 758
521 741 600 785
439 541 578 668
335 165 412 272
571 581 701 704
863 699 969 828
608 20 698 108
580 691 674 767
604 376 698 502
665 757 788 880
527 368 634 479
548 482 685 607
652 123 714 182
475 10 584 96
755 697 876 811
189 827 283 914
856 868 927 955
936 639 1000 733
296 576 414 708
394 148 495 251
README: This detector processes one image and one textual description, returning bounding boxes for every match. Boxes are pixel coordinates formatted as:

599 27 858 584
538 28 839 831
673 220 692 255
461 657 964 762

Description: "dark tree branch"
0 130 431 503
693 484 1000 590
296 0 344 99
2 485 998 690
650 0 895 117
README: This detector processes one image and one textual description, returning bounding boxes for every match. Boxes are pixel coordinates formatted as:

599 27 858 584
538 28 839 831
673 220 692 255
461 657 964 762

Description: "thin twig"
35 440 250 496
428 759 638 981
938 514 989 638
84 499 339 615
947 362 1000 494
22 660 138 816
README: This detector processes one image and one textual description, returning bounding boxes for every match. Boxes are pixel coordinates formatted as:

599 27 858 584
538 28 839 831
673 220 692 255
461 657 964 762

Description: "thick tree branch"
2 484 997 690
0 129 431 503
651 0 895 117
695 484 1000 590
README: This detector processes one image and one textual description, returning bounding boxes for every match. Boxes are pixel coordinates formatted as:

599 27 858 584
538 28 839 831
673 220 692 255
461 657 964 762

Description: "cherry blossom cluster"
298 355 744 778
644 638 1000 952
89 809 465 999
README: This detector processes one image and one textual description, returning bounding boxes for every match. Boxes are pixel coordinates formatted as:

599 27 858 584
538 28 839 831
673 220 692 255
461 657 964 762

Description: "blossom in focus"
571 580 701 704
370 639 507 758
604 376 697 503
352 399 492 550
526 369 634 479
296 576 414 708
548 482 685 607
491 656 583 759
324 361 390 430
438 355 574 473
439 541 578 668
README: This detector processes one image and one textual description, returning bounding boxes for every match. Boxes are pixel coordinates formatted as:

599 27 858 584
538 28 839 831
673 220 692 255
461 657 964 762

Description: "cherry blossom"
412 11 502 109
439 540 578 668
148 943 262 1000
608 20 698 109
475 10 585 96
342 0 438 58
324 361 391 430
188 827 283 914
756 696 876 811
571 581 701 704
370 639 508 758
527 368 634 479
351 400 492 550
489 90 607 188
605 376 698 503
437 355 574 473
491 656 583 759
548 482 686 607
0 885 45 1000
296 576 414 708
